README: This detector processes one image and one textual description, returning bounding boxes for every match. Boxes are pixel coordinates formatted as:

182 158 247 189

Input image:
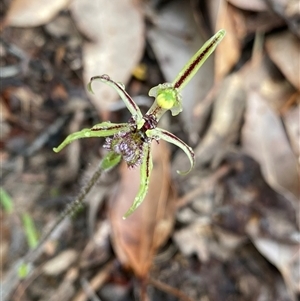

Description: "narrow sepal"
53 122 129 153
88 75 143 121
123 143 153 219
147 128 195 175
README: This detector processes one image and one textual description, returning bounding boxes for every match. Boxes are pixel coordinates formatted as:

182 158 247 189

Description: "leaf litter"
1 0 300 300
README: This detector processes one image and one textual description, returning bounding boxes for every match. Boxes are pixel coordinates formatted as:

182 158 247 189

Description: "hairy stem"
25 162 105 263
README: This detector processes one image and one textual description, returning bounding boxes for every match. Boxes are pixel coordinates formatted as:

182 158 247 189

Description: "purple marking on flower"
91 124 127 131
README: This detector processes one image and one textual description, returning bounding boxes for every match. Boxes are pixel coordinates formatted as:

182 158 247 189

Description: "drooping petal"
147 128 195 175
88 75 143 122
123 143 153 219
53 122 129 153
172 29 226 91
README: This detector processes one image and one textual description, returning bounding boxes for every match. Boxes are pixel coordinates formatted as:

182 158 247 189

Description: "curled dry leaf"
4 0 71 27
266 31 300 91
242 91 299 208
70 0 144 118
108 140 176 278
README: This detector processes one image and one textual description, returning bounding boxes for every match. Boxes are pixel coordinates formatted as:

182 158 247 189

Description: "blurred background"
1 0 299 300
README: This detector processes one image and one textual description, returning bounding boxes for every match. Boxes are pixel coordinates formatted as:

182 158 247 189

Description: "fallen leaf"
108 140 175 278
282 103 300 158
242 91 299 206
266 31 300 91
244 55 295 112
194 73 246 167
207 1 241 79
227 0 267 11
70 0 144 118
42 249 78 276
263 0 300 38
247 217 300 297
4 0 71 27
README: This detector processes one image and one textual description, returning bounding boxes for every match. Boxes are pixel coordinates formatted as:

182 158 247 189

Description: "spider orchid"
53 29 225 218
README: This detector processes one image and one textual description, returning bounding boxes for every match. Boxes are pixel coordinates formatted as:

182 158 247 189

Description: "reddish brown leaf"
108 141 176 278
211 2 241 79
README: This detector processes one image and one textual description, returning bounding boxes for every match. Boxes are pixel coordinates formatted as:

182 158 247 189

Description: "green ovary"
156 89 176 109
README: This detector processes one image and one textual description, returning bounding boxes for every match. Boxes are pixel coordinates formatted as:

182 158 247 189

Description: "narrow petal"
172 29 226 91
88 75 143 121
147 128 195 175
53 122 129 153
123 143 153 219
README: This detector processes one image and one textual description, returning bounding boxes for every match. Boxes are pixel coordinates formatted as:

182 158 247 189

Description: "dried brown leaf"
264 0 300 37
242 91 299 205
282 103 300 158
194 73 246 167
266 31 300 91
227 0 267 11
244 55 295 112
247 217 300 298
210 1 241 79
4 0 71 27
108 141 175 278
70 0 144 118
42 249 78 276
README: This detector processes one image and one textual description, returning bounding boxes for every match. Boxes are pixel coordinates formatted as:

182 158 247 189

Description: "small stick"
148 277 196 301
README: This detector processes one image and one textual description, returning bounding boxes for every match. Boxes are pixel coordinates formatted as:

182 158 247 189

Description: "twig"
176 164 230 209
148 277 196 301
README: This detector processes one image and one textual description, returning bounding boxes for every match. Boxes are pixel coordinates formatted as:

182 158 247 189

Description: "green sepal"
53 122 128 153
147 128 195 175
123 144 152 219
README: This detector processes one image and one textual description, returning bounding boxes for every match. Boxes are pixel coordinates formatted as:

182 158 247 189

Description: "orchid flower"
53 29 226 218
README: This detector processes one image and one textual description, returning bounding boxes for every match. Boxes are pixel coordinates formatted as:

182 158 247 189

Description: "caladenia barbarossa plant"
54 29 226 219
